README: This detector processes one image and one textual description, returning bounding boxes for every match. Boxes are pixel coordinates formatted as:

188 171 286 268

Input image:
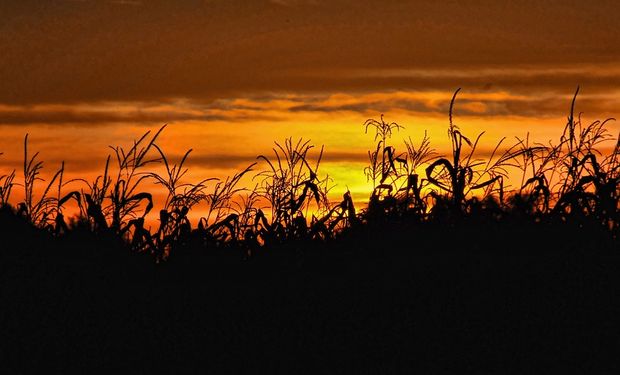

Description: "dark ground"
2 220 620 373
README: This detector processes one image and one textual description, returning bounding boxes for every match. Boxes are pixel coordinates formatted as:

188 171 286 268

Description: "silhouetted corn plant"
0 136 81 234
17 134 64 229
363 115 416 220
0 152 15 208
195 164 255 248
228 188 263 255
364 115 403 200
50 162 81 236
547 87 619 229
147 146 212 260
81 156 112 232
310 190 357 240
363 115 440 219
70 127 163 251
105 126 163 236
505 87 619 234
395 133 437 216
425 88 523 214
255 138 329 244
508 132 553 215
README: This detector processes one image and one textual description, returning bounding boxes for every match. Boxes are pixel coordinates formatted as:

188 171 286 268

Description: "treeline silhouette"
1 88 618 261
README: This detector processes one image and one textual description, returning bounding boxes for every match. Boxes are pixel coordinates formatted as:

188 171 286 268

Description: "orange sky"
1 0 619 223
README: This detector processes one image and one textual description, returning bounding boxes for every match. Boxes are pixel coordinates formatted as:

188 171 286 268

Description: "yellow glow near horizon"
1 90 618 227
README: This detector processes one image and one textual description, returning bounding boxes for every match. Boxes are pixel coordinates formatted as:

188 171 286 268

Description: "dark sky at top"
1 0 619 104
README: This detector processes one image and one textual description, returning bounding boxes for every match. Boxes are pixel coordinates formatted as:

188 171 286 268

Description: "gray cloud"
1 87 618 127
0 103 284 126
287 91 620 119
0 108 206 126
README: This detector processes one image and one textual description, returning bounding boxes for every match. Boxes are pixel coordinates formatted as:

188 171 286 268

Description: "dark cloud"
1 87 618 127
1 1 619 104
0 103 284 126
0 108 207 126
285 66 620 99
287 92 620 119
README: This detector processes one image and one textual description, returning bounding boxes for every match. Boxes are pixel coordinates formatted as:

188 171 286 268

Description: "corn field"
1 88 618 261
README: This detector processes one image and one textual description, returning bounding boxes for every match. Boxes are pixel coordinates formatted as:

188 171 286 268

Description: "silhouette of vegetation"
0 152 15 207
0 88 618 262
3 87 619 374
424 88 522 216
249 138 357 248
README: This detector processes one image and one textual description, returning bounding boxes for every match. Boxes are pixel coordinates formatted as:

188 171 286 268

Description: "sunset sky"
1 0 619 214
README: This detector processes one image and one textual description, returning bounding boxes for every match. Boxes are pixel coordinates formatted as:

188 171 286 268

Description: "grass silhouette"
2 88 620 373
0 88 618 260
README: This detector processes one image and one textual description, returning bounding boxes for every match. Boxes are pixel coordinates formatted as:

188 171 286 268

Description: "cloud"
286 90 620 119
0 107 205 126
1 1 620 105
0 102 284 126
2 87 618 127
